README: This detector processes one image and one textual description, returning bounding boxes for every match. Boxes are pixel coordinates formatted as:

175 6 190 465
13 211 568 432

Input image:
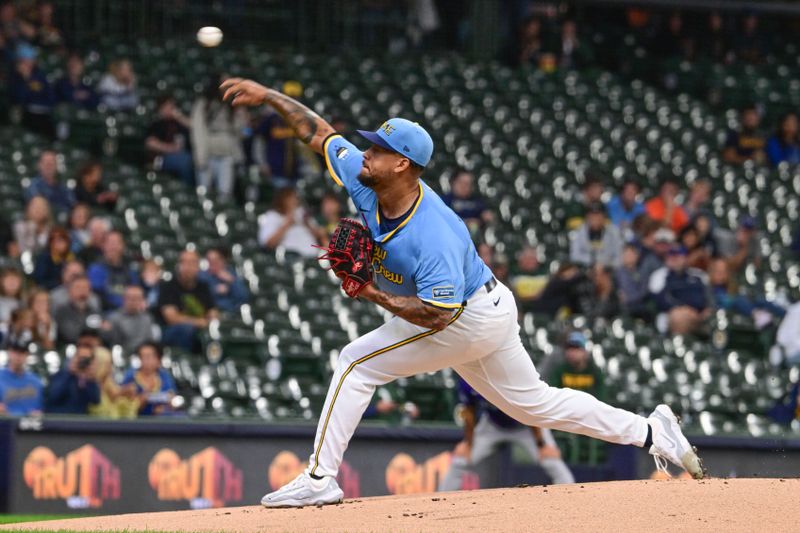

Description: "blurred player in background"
439 377 574 492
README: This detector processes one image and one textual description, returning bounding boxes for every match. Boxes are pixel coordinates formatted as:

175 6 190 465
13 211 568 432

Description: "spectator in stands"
24 289 55 350
766 111 800 167
28 289 54 344
98 58 139 111
725 216 761 273
547 332 605 399
53 275 101 345
13 196 51 256
586 264 620 319
645 177 688 234
122 342 175 416
708 258 784 329
442 169 493 236
636 219 671 283
88 347 138 419
3 308 33 348
198 247 248 314
158 250 218 352
49 260 99 311
77 328 108 360
314 191 343 243
650 245 711 335
32 226 74 290
569 202 623 268
734 12 766 64
4 291 55 350
509 246 548 304
87 230 139 311
518 16 543 67
74 161 117 211
24 150 75 215
0 342 43 416
191 76 245 202
679 224 713 271
615 243 650 318
258 188 321 258
45 343 100 414
691 214 719 258
683 179 712 220
0 1 35 51
67 203 91 253
139 259 162 311
55 53 98 109
564 174 604 231
32 1 63 50
723 104 766 165
524 262 591 317
606 179 644 234
102 285 157 355
704 11 732 64
145 93 194 186
9 43 55 138
254 81 305 187
0 269 24 333
558 19 592 70
78 216 110 265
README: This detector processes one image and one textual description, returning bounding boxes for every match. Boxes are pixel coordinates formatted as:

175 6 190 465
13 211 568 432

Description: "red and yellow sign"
23 445 120 508
386 451 456 494
148 447 242 508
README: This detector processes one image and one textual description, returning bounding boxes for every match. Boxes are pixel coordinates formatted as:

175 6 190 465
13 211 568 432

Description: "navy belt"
463 277 498 307
484 276 498 293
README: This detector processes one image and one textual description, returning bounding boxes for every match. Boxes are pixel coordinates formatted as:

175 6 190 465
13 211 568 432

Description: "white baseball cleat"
648 404 705 479
261 471 344 508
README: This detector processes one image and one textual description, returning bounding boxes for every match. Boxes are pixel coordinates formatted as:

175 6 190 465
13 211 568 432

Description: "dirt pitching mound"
3 478 798 533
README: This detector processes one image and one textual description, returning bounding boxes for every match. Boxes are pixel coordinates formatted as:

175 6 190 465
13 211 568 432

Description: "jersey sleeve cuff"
322 133 344 187
420 298 464 310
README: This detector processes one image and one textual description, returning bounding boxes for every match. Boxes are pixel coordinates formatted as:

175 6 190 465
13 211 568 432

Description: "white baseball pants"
438 415 575 491
308 281 649 477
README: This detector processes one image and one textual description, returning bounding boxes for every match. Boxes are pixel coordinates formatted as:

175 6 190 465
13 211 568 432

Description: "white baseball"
197 26 223 47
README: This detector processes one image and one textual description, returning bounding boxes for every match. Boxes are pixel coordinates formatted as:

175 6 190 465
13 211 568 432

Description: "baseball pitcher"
220 77 704 508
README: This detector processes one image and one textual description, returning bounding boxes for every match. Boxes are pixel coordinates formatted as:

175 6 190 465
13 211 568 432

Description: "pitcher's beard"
357 173 378 188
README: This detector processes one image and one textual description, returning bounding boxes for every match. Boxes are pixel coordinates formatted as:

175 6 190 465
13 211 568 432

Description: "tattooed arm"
359 285 455 331
220 78 335 155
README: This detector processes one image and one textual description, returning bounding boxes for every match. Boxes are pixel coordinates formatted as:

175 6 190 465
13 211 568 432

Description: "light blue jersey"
0 368 43 416
323 134 493 309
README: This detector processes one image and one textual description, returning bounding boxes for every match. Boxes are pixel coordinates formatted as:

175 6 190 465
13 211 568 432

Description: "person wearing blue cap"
220 77 704 507
0 342 44 417
9 43 56 139
547 332 605 400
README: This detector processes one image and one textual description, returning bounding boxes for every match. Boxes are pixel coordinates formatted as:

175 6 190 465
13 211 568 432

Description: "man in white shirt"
258 188 321 257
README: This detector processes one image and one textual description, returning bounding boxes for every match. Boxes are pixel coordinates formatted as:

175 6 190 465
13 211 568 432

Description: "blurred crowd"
2 1 800 425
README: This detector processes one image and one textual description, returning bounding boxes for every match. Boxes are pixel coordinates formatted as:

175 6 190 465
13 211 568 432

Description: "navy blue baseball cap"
667 244 688 256
740 216 757 230
357 118 434 167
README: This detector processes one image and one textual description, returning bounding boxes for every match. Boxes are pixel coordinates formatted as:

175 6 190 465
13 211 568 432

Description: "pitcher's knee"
335 343 362 371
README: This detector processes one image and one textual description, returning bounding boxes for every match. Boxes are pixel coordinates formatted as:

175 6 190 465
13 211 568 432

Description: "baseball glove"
316 218 374 298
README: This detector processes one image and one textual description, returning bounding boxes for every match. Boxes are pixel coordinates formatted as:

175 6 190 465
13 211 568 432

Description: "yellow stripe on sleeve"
323 134 344 187
419 299 464 309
